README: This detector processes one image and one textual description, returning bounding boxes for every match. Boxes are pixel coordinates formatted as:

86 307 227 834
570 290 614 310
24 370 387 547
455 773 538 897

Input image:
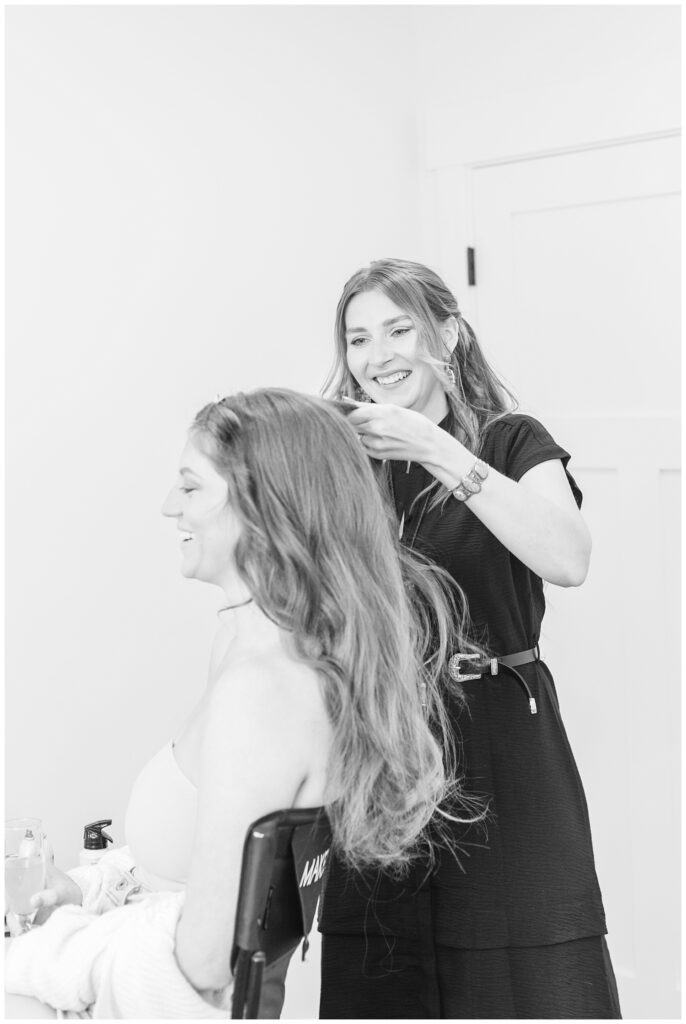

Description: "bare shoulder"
210 648 325 720
203 650 330 772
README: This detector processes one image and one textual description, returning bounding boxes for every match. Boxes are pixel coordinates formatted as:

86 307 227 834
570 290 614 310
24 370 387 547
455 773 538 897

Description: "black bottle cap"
83 819 113 850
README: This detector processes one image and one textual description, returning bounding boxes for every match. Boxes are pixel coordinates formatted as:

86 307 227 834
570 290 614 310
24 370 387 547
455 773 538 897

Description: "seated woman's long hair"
192 388 483 872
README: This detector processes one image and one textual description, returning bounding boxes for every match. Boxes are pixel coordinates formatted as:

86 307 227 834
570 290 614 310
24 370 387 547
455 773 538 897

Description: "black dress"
319 413 621 1019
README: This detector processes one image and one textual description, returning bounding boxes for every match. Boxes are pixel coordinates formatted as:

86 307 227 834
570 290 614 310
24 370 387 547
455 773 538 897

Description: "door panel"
510 192 679 414
437 137 680 1018
470 136 680 417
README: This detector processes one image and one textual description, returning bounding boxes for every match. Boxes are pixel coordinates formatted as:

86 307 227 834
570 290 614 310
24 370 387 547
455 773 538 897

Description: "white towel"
65 846 139 915
5 893 232 1019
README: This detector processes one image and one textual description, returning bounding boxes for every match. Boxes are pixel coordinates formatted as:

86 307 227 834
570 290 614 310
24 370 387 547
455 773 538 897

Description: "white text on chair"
298 848 330 888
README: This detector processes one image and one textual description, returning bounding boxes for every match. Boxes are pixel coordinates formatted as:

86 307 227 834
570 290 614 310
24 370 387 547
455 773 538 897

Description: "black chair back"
231 807 331 1019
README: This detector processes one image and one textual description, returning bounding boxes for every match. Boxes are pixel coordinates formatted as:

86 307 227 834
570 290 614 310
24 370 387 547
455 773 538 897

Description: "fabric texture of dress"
319 413 621 1019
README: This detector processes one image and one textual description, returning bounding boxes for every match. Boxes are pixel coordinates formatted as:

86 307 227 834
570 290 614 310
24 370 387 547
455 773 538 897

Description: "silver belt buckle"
448 652 482 683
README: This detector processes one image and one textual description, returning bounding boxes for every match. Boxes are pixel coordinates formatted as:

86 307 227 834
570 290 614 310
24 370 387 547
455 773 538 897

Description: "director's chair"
230 807 331 1019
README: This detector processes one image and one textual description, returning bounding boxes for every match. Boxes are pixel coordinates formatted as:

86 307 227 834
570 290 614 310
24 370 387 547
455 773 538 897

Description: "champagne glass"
5 818 47 934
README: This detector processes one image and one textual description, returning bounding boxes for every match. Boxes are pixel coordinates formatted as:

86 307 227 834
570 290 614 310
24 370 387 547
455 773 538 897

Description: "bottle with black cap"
79 819 113 866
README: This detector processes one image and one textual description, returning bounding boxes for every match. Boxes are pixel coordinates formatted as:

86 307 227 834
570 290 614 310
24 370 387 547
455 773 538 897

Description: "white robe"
5 848 231 1019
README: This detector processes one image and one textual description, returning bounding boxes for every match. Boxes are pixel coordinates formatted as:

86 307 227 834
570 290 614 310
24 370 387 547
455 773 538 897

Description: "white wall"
415 4 680 168
5 4 426 868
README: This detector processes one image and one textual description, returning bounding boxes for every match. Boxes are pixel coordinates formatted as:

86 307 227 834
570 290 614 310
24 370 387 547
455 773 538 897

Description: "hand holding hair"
345 403 445 463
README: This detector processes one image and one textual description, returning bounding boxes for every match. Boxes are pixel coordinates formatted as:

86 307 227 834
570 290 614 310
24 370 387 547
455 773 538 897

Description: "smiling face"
344 289 449 422
161 435 244 595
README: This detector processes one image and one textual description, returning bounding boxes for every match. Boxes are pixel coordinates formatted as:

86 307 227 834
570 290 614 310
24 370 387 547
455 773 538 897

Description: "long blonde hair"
192 388 481 872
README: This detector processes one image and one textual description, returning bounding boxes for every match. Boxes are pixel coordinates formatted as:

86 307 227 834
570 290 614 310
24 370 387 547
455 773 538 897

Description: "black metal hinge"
467 247 476 287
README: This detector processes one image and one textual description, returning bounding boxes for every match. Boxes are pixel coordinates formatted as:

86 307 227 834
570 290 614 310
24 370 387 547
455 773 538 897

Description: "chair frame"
230 807 331 1019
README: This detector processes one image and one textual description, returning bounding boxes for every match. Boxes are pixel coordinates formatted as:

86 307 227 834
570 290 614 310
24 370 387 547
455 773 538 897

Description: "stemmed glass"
5 818 47 934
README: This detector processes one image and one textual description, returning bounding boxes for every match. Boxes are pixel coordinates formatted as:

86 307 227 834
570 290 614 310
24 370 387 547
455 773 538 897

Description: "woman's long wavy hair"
324 258 518 507
192 388 483 873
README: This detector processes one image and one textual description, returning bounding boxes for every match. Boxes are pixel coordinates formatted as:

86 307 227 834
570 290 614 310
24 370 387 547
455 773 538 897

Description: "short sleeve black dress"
319 414 621 1019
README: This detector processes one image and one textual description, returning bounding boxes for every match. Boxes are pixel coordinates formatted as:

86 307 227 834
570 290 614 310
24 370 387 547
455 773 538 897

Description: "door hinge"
467 247 476 287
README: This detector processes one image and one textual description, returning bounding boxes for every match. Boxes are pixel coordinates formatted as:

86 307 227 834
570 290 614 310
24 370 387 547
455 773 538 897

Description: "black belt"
448 646 540 715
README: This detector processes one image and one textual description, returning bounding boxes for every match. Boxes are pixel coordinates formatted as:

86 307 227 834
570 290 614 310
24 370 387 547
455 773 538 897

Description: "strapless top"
124 742 197 892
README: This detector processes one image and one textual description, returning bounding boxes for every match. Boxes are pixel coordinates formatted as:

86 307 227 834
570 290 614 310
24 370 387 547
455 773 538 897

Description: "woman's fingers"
350 404 426 462
359 435 388 460
346 405 387 428
348 404 410 439
30 887 62 926
30 888 58 910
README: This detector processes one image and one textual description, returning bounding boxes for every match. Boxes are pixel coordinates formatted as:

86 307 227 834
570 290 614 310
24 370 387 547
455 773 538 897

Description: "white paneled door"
436 135 680 1019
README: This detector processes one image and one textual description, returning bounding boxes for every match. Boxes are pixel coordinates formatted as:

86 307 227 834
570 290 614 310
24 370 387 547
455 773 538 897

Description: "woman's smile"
374 369 412 387
345 289 448 422
162 439 244 595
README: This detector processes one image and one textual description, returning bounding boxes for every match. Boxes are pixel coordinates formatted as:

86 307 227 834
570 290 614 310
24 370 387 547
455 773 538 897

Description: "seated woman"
5 388 481 1019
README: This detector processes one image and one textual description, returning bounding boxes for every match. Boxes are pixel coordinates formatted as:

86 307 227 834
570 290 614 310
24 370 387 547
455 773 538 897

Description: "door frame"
429 127 681 333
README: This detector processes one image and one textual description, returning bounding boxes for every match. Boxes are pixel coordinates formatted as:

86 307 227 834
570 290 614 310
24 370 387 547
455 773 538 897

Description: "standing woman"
319 259 621 1019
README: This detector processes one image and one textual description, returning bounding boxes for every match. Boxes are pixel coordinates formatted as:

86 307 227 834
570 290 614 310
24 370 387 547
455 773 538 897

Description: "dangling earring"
354 386 373 403
445 366 456 388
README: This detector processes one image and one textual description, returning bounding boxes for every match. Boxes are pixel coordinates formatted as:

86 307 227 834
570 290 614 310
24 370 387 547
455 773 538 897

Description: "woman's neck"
216 596 283 653
414 389 450 425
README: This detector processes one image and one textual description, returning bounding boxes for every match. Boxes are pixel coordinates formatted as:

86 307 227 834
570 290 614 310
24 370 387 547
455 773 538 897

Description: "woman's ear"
442 316 459 354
